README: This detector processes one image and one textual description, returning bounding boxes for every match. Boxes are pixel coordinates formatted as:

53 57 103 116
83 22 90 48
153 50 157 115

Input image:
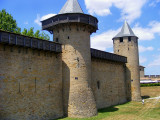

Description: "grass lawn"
57 86 160 120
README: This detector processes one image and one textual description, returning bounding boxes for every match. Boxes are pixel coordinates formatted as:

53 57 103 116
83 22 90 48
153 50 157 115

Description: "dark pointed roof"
59 0 83 14
113 21 137 39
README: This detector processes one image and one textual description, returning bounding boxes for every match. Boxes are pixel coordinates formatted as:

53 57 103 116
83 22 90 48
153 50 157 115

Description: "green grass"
56 86 160 120
141 83 160 87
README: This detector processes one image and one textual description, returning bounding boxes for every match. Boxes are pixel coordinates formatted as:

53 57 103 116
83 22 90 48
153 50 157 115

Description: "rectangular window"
128 37 131 42
97 81 100 89
56 38 59 42
120 37 123 42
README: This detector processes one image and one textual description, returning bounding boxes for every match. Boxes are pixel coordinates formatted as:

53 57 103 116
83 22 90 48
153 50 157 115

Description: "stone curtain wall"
91 58 127 109
0 44 63 120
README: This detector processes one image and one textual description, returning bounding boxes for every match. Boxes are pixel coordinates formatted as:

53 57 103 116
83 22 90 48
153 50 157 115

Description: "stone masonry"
0 0 142 119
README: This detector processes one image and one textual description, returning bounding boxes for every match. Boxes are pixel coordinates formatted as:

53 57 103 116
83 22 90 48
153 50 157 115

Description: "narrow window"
97 81 100 89
128 37 131 42
68 36 70 39
56 38 59 42
35 78 37 93
120 37 123 42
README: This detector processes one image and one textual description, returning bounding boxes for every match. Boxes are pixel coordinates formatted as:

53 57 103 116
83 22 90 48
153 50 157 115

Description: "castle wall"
139 66 145 78
91 58 127 109
0 44 63 120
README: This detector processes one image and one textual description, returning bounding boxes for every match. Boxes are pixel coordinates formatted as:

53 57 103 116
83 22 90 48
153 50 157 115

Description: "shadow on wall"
62 61 70 117
125 66 132 101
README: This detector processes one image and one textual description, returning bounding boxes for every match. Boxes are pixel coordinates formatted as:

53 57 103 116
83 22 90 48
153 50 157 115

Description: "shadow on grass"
142 95 150 99
98 106 119 113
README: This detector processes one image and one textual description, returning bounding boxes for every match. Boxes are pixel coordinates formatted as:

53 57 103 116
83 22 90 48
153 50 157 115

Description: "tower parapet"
113 21 141 101
42 0 98 118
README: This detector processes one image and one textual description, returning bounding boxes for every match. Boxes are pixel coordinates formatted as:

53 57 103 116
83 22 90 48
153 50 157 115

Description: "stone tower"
112 21 141 101
42 0 98 118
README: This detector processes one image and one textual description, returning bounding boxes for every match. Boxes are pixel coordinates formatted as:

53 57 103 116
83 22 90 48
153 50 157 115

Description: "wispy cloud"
41 14 56 21
149 0 160 7
84 0 147 23
91 20 160 51
34 13 56 26
24 21 28 25
139 56 147 64
133 21 160 40
91 29 120 51
34 14 41 26
148 55 160 67
139 46 154 53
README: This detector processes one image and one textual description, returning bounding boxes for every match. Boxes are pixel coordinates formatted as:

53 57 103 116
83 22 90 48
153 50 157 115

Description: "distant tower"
42 0 98 118
112 21 141 101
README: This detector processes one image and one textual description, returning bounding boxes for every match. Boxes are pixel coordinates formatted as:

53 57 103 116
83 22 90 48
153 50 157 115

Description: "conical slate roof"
59 0 83 14
113 21 137 39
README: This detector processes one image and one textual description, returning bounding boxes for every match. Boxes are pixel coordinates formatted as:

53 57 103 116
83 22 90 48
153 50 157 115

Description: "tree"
0 9 50 40
34 30 40 38
22 28 27 35
27 27 34 37
0 9 20 33
22 28 50 40
40 32 50 40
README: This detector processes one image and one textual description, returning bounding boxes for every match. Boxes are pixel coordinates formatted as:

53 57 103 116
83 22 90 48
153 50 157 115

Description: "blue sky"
0 0 160 75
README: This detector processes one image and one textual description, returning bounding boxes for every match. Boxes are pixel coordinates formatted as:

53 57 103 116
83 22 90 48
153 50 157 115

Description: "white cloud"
139 46 154 53
24 21 28 25
148 55 160 67
34 13 56 26
84 0 147 23
139 56 147 64
133 21 160 41
133 27 154 40
149 0 160 7
91 29 120 51
41 14 56 21
34 14 41 26
91 20 160 51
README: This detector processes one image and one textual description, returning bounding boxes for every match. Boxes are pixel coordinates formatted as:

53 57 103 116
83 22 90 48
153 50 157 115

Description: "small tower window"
128 37 131 42
56 38 59 42
97 81 100 89
68 36 70 39
120 37 123 42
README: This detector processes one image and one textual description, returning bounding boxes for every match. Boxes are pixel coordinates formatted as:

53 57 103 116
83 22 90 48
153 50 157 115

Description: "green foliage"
22 28 27 35
22 28 50 40
39 32 50 40
0 9 20 33
141 83 160 87
34 30 40 38
27 27 34 37
0 9 50 40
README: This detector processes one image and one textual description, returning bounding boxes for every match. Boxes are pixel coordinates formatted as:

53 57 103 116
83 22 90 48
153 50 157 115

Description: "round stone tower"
112 21 141 101
42 0 98 118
